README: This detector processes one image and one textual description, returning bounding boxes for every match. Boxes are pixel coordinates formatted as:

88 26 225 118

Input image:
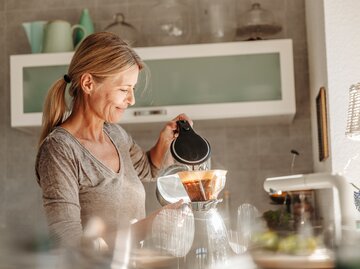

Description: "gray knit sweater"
35 123 158 248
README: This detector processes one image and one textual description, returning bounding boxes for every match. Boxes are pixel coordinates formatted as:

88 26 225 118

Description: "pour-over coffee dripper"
155 168 232 269
155 121 233 268
177 170 233 269
177 170 227 202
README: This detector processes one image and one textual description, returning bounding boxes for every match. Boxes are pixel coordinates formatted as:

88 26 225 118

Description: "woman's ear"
80 73 95 95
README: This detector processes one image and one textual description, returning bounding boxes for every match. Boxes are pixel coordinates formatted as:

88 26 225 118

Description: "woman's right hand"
160 113 193 144
149 113 193 169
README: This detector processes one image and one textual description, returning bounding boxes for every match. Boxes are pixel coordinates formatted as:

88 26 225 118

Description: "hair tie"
63 74 71 84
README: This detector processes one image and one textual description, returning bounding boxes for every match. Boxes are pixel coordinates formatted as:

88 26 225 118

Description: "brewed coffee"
182 179 213 201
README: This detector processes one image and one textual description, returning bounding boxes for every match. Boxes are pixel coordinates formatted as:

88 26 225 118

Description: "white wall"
305 0 331 173
305 0 360 240
306 0 360 187
324 1 360 185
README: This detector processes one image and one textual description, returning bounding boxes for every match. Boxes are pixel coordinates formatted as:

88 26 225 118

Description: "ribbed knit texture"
35 123 158 248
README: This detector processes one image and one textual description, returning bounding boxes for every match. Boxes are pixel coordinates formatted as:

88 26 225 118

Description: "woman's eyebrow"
116 83 137 87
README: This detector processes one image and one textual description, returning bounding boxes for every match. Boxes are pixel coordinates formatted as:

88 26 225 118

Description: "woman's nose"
126 89 135 106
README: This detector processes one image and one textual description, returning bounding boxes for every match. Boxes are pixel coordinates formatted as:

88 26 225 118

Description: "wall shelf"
10 39 296 128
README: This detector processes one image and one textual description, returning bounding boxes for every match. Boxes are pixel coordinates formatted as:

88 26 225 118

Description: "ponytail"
38 32 145 147
38 78 68 146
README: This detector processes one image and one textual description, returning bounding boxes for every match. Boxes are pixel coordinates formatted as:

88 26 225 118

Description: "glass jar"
237 3 282 40
198 0 237 43
285 190 317 232
104 13 140 47
142 0 192 46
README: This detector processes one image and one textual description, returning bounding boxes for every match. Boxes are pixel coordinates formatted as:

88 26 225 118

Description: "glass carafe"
237 3 282 40
143 0 192 46
198 0 237 43
185 201 234 269
104 13 140 47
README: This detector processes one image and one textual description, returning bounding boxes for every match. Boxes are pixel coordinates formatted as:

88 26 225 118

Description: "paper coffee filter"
177 169 227 182
177 170 227 201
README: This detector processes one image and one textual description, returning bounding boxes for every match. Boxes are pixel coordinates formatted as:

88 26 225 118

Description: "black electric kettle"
156 120 212 206
170 120 211 167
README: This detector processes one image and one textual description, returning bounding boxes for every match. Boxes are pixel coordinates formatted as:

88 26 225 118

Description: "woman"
35 32 189 250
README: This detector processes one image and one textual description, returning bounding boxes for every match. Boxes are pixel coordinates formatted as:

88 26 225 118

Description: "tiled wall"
0 0 312 245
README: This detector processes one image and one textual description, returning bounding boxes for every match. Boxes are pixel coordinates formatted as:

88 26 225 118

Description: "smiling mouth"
116 107 127 111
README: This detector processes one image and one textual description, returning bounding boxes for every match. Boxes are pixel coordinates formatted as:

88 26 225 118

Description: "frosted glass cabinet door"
125 39 295 123
10 40 295 127
23 65 68 113
134 53 281 107
11 52 73 127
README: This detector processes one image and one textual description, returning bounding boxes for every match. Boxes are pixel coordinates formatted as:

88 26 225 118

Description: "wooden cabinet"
10 39 295 128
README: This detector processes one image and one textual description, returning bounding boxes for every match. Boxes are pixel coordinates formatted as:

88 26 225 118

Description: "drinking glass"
198 0 237 43
236 203 260 253
151 204 194 257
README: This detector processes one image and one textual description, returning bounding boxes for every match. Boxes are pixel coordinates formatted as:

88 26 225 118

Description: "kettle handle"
71 24 87 46
176 120 193 134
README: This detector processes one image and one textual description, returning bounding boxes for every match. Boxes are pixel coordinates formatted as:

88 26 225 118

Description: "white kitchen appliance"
263 172 360 245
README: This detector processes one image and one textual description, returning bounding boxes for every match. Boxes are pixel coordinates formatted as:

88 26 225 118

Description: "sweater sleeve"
128 134 160 183
35 137 83 248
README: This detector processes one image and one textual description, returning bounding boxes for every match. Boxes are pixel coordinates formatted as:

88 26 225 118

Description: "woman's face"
88 65 139 123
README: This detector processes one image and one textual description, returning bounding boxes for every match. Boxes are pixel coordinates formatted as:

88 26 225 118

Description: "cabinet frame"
10 39 295 127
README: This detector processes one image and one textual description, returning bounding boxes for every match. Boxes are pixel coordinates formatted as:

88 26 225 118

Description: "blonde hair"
38 32 145 146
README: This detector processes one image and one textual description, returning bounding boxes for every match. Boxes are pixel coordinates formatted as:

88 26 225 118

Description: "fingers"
166 119 178 132
167 113 192 138
164 199 184 210
159 113 193 143
171 113 193 127
163 121 178 140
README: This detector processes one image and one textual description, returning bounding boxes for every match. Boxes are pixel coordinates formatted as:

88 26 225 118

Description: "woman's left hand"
130 199 185 243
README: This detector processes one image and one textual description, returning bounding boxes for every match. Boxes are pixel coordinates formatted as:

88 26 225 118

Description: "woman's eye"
119 89 128 93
